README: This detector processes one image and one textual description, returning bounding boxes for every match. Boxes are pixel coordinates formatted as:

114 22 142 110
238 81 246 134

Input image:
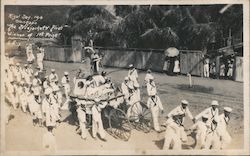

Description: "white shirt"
195 107 219 121
167 105 194 121
49 73 58 83
147 95 163 110
146 81 157 96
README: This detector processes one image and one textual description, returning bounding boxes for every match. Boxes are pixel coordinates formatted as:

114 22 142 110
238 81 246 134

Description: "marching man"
27 90 43 127
128 64 138 86
32 73 42 97
204 116 221 149
147 94 164 132
166 100 195 124
146 77 157 96
50 86 62 124
37 44 45 71
61 72 71 110
127 83 141 122
194 100 219 126
121 77 130 102
163 113 187 150
26 43 35 63
49 69 59 86
189 114 209 149
144 69 154 84
75 99 88 140
217 107 233 149
92 99 107 141
42 88 57 128
22 64 32 85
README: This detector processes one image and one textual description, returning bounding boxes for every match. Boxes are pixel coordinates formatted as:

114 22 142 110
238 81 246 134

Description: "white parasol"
164 47 179 57
84 46 95 54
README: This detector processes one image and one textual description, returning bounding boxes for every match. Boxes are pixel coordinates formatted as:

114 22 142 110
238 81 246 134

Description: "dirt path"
5 59 244 152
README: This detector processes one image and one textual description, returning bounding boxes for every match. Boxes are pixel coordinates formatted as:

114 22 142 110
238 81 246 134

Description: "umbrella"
84 46 95 53
165 47 179 57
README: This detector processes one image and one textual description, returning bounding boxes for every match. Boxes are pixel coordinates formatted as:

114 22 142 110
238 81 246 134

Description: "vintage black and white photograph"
1 0 249 155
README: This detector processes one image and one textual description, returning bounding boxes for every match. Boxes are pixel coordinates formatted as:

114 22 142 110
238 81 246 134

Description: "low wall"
44 46 204 76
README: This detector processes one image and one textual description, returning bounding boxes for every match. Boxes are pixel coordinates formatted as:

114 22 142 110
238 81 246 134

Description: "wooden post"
187 73 193 87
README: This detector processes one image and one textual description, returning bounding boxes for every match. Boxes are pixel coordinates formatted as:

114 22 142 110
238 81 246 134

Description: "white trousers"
163 127 182 150
204 64 209 78
151 106 160 131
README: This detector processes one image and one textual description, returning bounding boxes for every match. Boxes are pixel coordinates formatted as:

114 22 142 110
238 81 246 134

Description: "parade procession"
3 43 234 151
2 3 247 155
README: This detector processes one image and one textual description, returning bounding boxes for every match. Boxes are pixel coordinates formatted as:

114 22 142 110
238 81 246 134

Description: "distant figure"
220 63 225 78
173 59 180 75
37 45 45 71
26 44 35 63
204 58 210 78
210 62 216 79
227 60 234 80
91 52 101 74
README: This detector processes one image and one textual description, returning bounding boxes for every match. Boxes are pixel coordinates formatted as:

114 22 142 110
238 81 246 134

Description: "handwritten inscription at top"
6 13 63 39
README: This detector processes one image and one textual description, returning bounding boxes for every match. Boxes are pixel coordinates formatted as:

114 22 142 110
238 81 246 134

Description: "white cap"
134 82 139 88
181 100 189 105
211 100 219 106
95 98 100 102
224 107 232 113
45 88 53 95
129 64 134 68
16 63 20 66
124 77 129 81
148 75 154 80
34 72 38 76
51 69 55 72
64 71 69 75
24 64 28 67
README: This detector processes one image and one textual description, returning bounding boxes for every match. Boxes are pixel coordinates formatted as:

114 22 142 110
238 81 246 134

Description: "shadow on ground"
174 84 214 93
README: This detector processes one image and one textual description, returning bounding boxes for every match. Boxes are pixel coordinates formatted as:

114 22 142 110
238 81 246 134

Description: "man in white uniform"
167 100 195 124
189 114 209 149
121 77 130 102
163 113 187 150
26 44 35 63
61 72 71 110
128 64 138 85
37 45 45 71
127 83 141 122
144 69 154 84
204 58 210 78
42 126 57 153
204 117 220 149
147 94 164 132
217 107 233 149
75 99 88 140
42 88 57 128
146 78 157 96
22 64 32 85
14 63 22 83
92 99 107 141
27 90 43 127
194 100 219 127
50 86 62 124
49 69 59 86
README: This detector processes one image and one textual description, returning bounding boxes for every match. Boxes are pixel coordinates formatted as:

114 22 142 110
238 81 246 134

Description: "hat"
34 72 38 76
16 63 20 66
181 100 189 105
147 69 152 73
94 98 100 102
224 107 232 113
51 69 55 72
45 88 53 95
134 82 139 88
211 100 219 106
202 114 209 119
148 75 154 80
24 64 28 67
124 77 129 81
129 64 134 68
64 71 69 75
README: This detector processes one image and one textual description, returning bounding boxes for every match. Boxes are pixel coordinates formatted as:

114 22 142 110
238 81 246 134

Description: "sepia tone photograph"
1 0 249 155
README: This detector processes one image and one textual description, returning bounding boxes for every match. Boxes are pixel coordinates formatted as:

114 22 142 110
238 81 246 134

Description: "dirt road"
4 59 244 153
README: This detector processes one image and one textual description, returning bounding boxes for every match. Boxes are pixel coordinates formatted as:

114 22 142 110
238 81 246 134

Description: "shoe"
100 138 107 142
